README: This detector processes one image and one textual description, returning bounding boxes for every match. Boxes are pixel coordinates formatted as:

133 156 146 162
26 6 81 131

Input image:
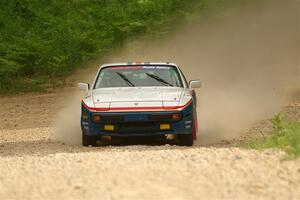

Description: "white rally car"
78 62 201 146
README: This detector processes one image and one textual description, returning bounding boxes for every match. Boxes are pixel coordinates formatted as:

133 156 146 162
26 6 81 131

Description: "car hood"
92 87 184 108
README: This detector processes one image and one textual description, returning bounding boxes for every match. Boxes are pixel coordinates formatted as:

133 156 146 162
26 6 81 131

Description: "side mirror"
78 83 90 91
189 80 202 89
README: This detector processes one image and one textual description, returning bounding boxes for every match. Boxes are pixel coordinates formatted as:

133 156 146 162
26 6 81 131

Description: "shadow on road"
0 138 200 157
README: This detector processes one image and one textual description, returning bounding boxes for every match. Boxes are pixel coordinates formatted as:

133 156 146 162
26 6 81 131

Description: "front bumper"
81 102 195 137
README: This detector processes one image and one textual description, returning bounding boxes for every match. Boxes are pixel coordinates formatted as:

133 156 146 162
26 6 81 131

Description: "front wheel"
178 134 193 146
82 133 97 147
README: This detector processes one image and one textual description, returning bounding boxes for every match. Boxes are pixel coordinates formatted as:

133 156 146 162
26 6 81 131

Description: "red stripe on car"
82 99 192 112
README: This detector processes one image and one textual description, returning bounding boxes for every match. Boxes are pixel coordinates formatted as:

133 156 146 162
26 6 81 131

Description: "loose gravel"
0 92 300 200
0 127 300 200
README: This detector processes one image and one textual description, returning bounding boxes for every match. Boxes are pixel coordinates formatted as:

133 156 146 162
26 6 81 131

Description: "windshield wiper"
116 72 135 87
146 73 173 87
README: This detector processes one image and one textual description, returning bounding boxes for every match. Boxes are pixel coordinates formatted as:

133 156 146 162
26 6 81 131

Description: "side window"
169 68 182 87
178 68 188 87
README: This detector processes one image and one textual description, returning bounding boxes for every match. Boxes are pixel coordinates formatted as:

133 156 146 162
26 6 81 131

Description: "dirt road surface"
0 92 300 200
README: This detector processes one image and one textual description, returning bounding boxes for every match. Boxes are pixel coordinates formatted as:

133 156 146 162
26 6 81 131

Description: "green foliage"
245 114 300 159
271 113 283 131
0 0 191 93
0 0 248 93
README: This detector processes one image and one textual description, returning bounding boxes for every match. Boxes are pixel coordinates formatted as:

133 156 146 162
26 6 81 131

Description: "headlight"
160 123 171 130
104 124 114 131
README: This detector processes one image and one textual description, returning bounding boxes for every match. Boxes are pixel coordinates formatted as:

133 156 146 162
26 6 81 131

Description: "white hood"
92 87 183 108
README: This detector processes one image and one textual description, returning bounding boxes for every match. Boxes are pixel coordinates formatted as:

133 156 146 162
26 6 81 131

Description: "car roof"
100 62 179 69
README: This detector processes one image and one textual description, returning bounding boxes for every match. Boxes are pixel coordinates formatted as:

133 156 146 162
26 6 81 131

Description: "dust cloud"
53 0 299 145
52 92 82 144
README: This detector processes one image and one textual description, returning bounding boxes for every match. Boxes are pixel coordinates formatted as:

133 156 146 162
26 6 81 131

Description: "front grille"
148 114 173 121
100 115 124 122
96 112 179 123
116 121 159 133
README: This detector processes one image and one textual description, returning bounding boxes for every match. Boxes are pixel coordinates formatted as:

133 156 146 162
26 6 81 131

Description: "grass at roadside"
0 0 193 94
244 114 300 159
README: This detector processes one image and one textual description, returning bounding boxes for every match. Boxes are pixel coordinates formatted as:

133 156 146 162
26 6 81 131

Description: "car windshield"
94 65 183 88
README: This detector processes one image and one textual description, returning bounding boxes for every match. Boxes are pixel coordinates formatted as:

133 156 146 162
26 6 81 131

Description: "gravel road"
0 92 300 200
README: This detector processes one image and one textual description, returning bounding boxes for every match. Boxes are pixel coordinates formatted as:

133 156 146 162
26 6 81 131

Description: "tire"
82 133 97 147
179 134 193 146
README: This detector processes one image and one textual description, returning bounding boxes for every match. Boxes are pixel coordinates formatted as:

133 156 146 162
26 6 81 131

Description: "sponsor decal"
185 125 192 129
107 66 171 70
185 120 192 124
107 66 143 70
